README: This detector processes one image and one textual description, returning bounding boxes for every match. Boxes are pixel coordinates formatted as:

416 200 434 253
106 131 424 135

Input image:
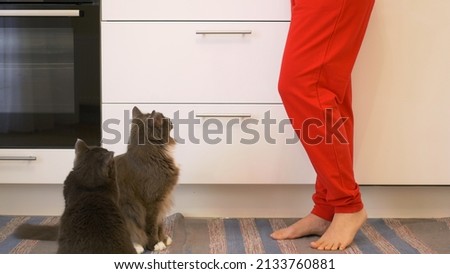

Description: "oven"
0 0 100 151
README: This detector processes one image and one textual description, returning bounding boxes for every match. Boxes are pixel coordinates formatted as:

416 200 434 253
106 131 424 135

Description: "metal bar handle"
0 10 81 17
0 156 37 161
196 113 252 118
196 30 252 35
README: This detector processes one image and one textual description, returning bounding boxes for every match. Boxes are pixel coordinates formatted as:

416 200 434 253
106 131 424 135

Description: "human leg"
272 0 375 249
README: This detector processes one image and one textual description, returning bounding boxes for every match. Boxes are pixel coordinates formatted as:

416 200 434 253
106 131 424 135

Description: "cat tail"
13 223 59 241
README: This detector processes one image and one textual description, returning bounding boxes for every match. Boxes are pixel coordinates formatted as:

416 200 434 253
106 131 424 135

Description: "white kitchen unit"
102 0 289 21
102 0 450 185
0 1 100 185
3 0 450 217
102 22 289 104
101 0 315 184
351 0 450 185
0 150 74 184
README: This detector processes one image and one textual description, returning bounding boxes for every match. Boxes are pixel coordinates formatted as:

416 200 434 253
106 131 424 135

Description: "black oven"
0 0 100 148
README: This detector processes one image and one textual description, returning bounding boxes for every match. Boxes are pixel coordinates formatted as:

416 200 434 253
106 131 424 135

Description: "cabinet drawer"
102 0 290 21
102 22 289 104
0 149 74 184
102 104 315 184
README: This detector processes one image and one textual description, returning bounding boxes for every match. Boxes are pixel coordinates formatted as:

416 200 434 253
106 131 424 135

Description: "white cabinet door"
102 0 290 21
0 149 74 184
102 104 316 184
102 22 289 104
352 0 450 185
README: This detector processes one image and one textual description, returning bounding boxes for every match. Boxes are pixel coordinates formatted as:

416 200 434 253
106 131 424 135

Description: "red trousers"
278 0 375 221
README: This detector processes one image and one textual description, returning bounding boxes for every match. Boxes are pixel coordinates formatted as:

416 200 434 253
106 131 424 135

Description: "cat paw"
133 243 145 254
164 236 172 246
154 241 167 251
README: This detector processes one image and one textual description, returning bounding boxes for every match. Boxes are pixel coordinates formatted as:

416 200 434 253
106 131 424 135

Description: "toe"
154 241 167 251
133 243 145 254
165 236 173 246
310 239 321 249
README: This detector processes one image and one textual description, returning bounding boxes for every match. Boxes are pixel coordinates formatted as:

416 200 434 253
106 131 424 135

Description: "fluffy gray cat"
115 106 179 252
57 139 136 254
15 139 136 253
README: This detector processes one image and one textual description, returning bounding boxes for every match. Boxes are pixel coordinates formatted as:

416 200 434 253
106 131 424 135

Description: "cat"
58 139 136 253
115 106 179 252
14 139 137 254
14 107 179 253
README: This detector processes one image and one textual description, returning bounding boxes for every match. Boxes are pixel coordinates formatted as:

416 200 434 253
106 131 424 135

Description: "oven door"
0 1 100 149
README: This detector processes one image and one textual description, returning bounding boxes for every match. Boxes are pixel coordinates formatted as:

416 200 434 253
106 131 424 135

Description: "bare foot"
310 209 367 251
270 213 330 240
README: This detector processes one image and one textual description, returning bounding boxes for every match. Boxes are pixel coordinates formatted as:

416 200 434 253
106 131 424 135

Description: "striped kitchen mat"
1 213 449 254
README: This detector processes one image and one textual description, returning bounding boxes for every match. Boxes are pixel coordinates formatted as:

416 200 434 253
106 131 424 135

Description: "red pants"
278 0 375 221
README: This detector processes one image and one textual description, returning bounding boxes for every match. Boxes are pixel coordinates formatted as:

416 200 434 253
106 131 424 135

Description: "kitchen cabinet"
101 0 316 184
101 0 288 21
102 0 450 185
0 150 73 184
351 0 450 185
102 22 289 104
0 1 100 185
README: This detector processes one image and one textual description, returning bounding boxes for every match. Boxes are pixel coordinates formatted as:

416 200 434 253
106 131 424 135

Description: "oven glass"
0 2 100 148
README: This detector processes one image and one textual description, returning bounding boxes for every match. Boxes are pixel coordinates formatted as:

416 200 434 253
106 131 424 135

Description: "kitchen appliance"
0 0 100 150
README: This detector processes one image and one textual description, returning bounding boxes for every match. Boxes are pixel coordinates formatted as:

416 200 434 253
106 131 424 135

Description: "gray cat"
14 107 179 254
14 140 136 253
116 106 179 252
57 139 136 254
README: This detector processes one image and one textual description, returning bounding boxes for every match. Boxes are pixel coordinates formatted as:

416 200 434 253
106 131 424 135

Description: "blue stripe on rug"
0 216 46 254
0 216 14 228
223 219 246 254
352 230 383 254
255 219 281 254
368 219 420 254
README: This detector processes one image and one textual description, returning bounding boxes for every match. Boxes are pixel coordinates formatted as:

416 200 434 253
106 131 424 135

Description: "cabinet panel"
0 149 74 184
352 0 450 185
102 104 316 184
102 22 289 104
102 0 290 21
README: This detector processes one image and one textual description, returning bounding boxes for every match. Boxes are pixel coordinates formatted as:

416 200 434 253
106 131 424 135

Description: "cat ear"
132 106 143 118
75 139 89 155
106 151 115 164
103 151 115 178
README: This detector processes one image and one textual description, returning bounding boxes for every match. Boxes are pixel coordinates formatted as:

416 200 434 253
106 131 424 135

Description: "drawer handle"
0 10 81 17
196 30 252 35
196 113 252 118
0 156 37 161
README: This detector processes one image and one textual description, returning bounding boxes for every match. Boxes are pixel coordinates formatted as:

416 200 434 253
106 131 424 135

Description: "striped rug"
1 214 449 254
